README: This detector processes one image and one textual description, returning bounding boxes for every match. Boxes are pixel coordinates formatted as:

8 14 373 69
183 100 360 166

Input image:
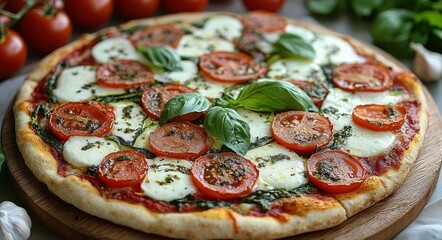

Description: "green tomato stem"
42 2 56 16
0 24 5 41
5 0 36 28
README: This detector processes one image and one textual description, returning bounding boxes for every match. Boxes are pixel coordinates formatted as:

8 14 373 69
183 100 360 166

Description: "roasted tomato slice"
271 111 333 155
332 63 393 92
129 24 184 48
241 11 287 33
141 84 196 120
49 101 115 140
352 104 406 131
235 28 269 62
307 150 366 194
96 60 154 89
191 152 259 200
199 51 267 83
149 122 209 159
288 80 329 107
98 150 149 188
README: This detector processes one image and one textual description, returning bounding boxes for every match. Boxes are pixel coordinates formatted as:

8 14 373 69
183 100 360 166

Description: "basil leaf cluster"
273 33 316 60
138 46 183 72
305 0 442 57
159 81 318 155
203 107 251 156
232 81 318 112
159 93 211 125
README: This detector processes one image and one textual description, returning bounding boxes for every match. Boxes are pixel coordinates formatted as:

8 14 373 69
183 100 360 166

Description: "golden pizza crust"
13 12 429 239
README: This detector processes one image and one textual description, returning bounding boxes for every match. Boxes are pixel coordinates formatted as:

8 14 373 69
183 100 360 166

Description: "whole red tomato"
64 0 113 29
19 7 72 53
242 0 285 12
162 0 208 13
0 28 27 79
114 0 159 20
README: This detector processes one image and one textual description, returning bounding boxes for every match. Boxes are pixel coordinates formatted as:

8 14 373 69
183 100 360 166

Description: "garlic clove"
411 43 442 82
0 201 32 240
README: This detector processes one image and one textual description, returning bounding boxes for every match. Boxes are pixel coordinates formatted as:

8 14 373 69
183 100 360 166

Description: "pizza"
13 11 429 239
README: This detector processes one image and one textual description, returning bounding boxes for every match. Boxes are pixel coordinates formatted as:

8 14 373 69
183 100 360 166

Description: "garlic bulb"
411 43 442 82
0 201 32 240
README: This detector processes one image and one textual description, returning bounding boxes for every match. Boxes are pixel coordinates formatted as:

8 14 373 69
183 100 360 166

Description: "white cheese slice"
53 66 124 103
245 142 308 190
321 87 410 157
153 60 198 83
109 102 146 144
91 37 143 63
285 24 316 42
176 75 234 99
236 108 273 146
345 121 396 157
176 35 235 58
141 158 196 201
201 15 243 41
267 59 326 82
63 136 119 168
312 34 366 65
321 88 411 127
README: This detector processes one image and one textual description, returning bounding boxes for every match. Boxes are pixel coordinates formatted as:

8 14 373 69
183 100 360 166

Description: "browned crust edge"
13 12 429 239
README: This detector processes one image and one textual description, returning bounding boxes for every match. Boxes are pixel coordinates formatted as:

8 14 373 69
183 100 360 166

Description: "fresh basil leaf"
371 9 415 57
415 11 442 29
204 107 251 156
159 93 211 125
273 33 316 60
372 9 415 44
0 149 5 172
433 29 442 40
306 0 341 15
232 81 318 112
410 22 431 45
350 0 384 17
138 46 183 72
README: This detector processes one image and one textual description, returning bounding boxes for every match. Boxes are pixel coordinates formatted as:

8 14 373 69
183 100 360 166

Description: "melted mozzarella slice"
92 37 143 63
153 60 198 83
236 108 273 146
345 121 396 157
245 142 308 190
267 59 326 82
141 158 196 201
176 35 235 58
63 136 119 168
321 87 410 157
321 87 411 127
312 34 366 65
53 66 124 103
285 24 316 42
201 15 243 40
109 102 146 144
178 76 234 99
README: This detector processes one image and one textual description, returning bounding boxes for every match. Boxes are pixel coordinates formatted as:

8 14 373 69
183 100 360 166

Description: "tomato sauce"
359 100 420 176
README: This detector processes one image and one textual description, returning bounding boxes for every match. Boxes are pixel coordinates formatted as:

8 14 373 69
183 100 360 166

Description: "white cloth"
394 199 442 240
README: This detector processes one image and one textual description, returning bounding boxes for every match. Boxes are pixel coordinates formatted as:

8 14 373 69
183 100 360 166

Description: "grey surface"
1 1 441 239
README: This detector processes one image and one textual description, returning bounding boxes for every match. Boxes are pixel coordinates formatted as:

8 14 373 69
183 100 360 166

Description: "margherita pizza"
13 11 429 239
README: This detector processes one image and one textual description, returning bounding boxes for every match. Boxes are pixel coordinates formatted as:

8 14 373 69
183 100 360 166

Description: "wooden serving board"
2 88 442 240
